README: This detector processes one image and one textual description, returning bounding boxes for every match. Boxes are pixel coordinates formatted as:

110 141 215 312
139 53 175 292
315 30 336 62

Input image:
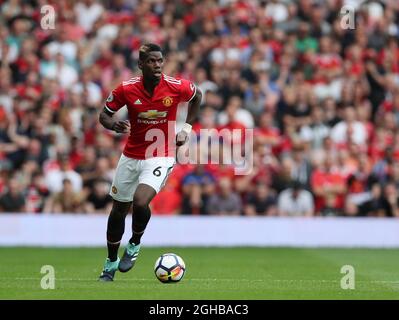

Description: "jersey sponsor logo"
134 99 142 105
137 119 168 124
106 93 114 102
162 96 173 107
138 110 168 119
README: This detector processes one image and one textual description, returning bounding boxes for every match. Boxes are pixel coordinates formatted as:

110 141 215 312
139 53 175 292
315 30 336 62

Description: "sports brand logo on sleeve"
107 93 114 102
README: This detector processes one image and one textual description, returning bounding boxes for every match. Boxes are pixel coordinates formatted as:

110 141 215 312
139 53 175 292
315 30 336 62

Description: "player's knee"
110 202 131 217
132 200 152 222
110 207 125 217
133 196 151 209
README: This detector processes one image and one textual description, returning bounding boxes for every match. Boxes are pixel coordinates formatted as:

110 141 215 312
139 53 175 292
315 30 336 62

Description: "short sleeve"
104 83 126 114
179 79 197 102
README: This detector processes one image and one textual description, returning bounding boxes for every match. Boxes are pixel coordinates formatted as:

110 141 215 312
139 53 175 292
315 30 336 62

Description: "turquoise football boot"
99 257 120 281
118 243 141 273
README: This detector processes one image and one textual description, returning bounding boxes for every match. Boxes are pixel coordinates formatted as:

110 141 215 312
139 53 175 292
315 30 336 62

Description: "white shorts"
109 154 175 202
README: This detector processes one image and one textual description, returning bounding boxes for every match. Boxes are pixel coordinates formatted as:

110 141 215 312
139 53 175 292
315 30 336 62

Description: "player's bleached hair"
139 43 162 61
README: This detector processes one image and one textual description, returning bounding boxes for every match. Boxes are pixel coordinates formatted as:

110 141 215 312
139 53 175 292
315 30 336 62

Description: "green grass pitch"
0 247 398 299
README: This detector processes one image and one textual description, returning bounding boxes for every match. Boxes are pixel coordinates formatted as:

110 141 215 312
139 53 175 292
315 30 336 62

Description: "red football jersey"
105 74 196 159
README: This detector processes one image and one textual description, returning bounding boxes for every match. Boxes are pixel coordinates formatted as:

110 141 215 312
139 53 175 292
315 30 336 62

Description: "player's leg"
118 184 156 273
119 157 175 273
107 200 132 260
131 184 157 244
99 200 131 281
99 154 139 281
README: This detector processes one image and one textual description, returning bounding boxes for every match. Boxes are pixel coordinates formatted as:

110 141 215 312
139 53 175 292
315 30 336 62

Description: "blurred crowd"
1 0 399 217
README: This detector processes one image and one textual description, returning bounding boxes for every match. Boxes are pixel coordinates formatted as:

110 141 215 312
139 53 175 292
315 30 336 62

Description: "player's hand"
112 120 130 133
176 130 188 146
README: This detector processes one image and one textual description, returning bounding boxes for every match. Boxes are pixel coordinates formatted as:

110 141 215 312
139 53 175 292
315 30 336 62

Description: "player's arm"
185 86 202 125
176 85 202 146
99 108 130 133
99 84 130 133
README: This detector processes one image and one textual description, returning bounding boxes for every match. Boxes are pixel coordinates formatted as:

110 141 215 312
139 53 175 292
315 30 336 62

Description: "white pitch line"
6 277 399 284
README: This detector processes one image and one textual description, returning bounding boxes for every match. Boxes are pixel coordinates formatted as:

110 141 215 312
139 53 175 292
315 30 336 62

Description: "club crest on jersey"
162 96 173 107
112 186 117 194
106 93 114 102
138 110 167 119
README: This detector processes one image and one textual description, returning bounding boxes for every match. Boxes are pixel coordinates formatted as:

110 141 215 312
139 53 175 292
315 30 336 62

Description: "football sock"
129 229 145 246
106 209 127 262
130 203 151 245
106 242 120 262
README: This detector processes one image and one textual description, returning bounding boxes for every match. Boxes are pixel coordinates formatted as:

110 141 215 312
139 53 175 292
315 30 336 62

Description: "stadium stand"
1 0 399 217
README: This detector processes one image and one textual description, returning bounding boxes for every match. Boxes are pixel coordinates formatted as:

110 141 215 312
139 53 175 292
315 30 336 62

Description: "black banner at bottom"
1 300 396 319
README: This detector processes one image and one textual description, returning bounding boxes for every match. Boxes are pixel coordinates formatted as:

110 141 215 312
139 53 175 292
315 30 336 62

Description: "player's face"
140 51 164 82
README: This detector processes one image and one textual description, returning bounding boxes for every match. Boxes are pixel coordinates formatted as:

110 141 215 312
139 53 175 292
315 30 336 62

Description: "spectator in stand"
358 181 385 217
311 155 346 215
45 153 83 194
44 178 85 213
181 164 216 215
381 181 399 217
299 106 330 150
253 112 281 153
25 172 49 213
218 96 254 129
372 147 395 185
151 179 182 215
345 153 374 216
272 157 294 193
330 105 368 147
290 144 313 190
101 53 133 93
0 177 26 213
84 157 113 191
84 179 113 214
244 182 277 216
75 146 98 185
277 181 314 217
71 68 102 108
0 112 29 170
74 0 105 33
207 177 242 216
390 162 399 190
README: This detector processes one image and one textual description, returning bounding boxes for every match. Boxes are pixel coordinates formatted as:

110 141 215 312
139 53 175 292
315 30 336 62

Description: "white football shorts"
109 154 175 202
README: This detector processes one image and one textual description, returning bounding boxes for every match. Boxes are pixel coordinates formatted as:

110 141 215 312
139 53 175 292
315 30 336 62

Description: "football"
154 253 186 283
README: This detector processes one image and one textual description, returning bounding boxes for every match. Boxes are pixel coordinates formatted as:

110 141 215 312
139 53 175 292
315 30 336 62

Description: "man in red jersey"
98 43 202 281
